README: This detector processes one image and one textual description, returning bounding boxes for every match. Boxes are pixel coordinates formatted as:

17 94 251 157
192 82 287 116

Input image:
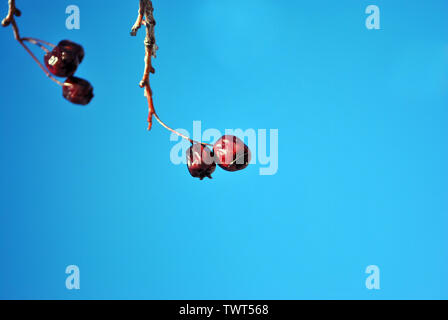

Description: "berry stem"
1 0 63 86
21 37 56 52
21 38 50 53
18 40 63 86
144 82 212 146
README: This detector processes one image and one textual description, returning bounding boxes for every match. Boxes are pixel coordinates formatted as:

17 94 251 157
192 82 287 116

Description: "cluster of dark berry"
44 40 94 105
186 135 251 180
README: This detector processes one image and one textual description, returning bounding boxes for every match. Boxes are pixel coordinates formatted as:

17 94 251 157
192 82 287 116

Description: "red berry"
186 144 216 180
213 135 251 172
58 40 84 64
44 40 84 77
63 77 94 105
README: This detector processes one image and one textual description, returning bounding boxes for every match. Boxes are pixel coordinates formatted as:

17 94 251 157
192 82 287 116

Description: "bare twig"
131 0 212 146
131 0 157 88
2 0 62 86
1 0 17 27
130 1 144 36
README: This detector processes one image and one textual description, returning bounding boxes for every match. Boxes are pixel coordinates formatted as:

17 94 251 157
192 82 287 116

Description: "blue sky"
0 0 447 299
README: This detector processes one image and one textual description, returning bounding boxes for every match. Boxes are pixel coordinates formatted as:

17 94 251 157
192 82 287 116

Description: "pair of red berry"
44 40 93 105
186 135 251 180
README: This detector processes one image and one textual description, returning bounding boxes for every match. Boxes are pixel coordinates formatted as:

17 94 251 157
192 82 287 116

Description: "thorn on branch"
139 80 148 88
130 18 144 36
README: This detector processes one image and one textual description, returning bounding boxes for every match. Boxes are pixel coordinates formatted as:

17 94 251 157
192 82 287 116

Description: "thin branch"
140 45 154 88
131 0 212 146
2 0 62 86
144 82 154 131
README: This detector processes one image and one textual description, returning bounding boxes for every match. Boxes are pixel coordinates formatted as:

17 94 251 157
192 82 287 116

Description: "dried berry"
44 40 84 77
62 77 94 105
186 144 216 180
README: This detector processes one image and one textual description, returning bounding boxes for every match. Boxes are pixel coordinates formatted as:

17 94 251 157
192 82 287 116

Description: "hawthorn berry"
62 77 94 105
186 143 216 180
58 40 84 64
213 135 251 172
44 40 84 77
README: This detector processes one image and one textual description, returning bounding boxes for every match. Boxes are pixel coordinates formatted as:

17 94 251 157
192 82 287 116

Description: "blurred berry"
62 77 94 105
